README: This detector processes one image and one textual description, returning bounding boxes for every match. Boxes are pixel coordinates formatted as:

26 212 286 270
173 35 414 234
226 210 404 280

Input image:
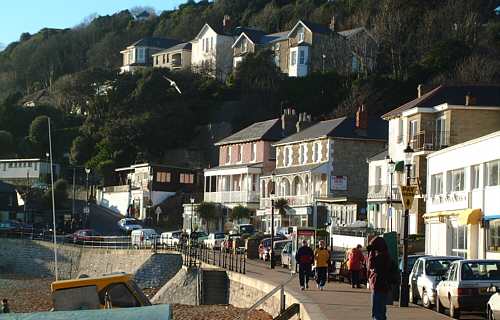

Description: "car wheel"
435 296 442 314
421 289 431 309
449 298 460 319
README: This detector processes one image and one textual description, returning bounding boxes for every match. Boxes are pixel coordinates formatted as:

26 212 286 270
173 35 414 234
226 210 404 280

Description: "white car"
160 230 182 248
487 285 500 320
204 232 225 249
131 228 158 249
117 218 142 233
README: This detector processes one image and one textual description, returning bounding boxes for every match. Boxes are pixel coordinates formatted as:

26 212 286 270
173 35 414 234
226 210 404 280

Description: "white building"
191 21 235 81
120 37 181 73
423 131 500 259
0 158 60 187
366 150 408 234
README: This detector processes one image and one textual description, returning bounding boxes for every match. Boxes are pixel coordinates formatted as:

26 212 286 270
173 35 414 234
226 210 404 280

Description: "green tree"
43 178 69 209
0 130 15 157
274 198 290 227
196 201 218 234
97 159 116 186
230 205 251 224
29 115 50 150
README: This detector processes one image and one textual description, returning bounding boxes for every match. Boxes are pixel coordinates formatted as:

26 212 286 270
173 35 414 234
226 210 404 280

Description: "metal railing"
409 130 450 152
177 243 246 274
204 191 259 203
367 185 402 201
260 194 313 208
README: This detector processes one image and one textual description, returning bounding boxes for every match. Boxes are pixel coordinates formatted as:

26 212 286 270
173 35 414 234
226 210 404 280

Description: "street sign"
399 186 417 210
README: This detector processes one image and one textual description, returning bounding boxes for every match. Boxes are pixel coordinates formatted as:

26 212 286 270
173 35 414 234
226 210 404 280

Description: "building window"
210 37 214 51
431 173 443 196
397 118 403 143
409 120 418 142
375 166 382 187
284 147 293 166
202 38 205 51
237 145 243 162
180 173 194 184
299 49 305 65
447 168 465 192
225 146 231 164
156 172 171 183
291 51 297 66
450 219 467 258
298 27 304 42
274 54 280 67
241 38 247 53
299 144 306 164
436 117 447 147
162 55 166 64
155 56 159 65
137 48 145 62
489 219 500 252
313 143 320 162
487 159 500 186
251 143 257 162
471 165 480 190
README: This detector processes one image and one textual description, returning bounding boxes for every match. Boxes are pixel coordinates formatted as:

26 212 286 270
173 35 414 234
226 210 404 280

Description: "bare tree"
454 54 499 83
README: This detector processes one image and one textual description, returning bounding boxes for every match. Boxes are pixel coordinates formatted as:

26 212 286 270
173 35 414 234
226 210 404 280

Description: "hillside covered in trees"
0 0 499 180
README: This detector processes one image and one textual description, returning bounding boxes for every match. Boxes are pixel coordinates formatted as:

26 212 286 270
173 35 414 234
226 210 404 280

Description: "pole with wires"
48 117 58 281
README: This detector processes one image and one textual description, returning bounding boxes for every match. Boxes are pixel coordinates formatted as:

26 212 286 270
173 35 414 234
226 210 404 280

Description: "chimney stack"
281 107 298 137
296 112 313 132
329 15 336 31
465 92 476 106
355 104 368 130
223 15 232 33
417 84 425 98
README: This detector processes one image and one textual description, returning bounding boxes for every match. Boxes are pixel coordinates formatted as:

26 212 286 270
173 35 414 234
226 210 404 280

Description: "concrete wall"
151 267 199 305
98 191 129 215
0 239 181 289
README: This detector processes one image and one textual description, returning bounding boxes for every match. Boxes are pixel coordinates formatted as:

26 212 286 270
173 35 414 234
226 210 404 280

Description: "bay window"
487 159 500 186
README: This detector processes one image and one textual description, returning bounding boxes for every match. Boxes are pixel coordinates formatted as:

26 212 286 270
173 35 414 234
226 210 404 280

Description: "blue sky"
0 0 186 49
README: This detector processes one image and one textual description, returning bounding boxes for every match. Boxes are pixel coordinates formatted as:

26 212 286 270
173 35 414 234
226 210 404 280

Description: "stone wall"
0 239 182 290
151 266 199 305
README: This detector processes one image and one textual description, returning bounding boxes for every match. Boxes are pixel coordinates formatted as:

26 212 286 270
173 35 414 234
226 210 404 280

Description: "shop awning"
484 214 500 221
423 208 483 225
394 161 405 172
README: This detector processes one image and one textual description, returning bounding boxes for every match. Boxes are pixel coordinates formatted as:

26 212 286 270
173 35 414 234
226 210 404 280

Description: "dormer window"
298 27 305 43
241 38 248 53
251 143 257 162
299 144 307 164
313 142 320 162
225 146 231 164
237 145 243 162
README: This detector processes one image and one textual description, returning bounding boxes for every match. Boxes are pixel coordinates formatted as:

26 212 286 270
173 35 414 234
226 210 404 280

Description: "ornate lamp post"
400 144 414 307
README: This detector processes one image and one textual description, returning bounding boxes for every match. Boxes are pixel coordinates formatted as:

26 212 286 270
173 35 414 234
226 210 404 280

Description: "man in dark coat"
295 240 314 290
367 237 392 320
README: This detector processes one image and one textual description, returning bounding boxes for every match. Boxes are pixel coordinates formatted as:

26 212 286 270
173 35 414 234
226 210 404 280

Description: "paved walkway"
243 258 450 320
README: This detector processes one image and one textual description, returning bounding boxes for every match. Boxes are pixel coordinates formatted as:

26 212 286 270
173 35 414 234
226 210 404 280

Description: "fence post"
280 286 286 313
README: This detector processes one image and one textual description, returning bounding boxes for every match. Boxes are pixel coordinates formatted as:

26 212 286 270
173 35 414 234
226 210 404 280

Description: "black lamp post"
270 172 276 269
386 157 396 232
400 144 414 307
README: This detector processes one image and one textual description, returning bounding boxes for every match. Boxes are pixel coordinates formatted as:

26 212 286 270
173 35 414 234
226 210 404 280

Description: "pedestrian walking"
314 240 330 290
1 298 10 313
295 240 314 290
348 244 365 288
367 237 392 320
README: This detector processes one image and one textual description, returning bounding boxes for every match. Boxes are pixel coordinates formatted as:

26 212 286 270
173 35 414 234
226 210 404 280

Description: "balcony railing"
260 194 313 208
204 191 259 204
367 185 401 201
409 130 450 152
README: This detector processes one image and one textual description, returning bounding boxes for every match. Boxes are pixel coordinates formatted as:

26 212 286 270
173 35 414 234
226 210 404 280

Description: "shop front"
423 209 483 259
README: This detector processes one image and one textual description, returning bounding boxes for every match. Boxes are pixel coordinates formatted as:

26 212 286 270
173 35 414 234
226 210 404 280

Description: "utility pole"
47 117 59 281
72 167 76 219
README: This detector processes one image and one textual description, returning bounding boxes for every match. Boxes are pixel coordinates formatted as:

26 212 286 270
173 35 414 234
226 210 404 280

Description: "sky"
0 0 187 49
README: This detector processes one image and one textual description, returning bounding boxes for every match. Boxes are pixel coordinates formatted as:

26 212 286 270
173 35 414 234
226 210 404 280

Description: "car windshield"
425 259 456 276
461 261 500 281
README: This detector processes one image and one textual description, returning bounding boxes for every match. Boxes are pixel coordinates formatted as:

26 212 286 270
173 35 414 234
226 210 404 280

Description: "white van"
131 229 158 249
160 230 182 248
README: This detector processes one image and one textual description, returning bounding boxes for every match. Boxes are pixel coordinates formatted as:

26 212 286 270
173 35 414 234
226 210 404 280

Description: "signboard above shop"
331 175 347 191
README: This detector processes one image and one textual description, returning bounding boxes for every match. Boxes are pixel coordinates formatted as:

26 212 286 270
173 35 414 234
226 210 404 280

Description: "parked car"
487 285 500 320
204 232 225 249
117 218 143 233
400 254 427 273
436 259 500 319
281 242 293 268
234 224 255 236
160 230 182 248
409 256 462 308
276 227 293 237
258 236 287 260
70 229 103 244
131 229 158 249
190 231 208 243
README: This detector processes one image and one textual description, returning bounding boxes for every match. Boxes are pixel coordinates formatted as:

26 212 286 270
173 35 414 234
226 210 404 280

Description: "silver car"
436 259 500 319
409 256 461 308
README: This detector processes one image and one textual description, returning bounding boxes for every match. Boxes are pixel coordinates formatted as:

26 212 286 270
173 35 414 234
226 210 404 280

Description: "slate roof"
234 27 267 43
153 42 192 55
367 149 388 162
382 84 500 119
131 37 182 49
262 31 290 44
300 20 333 35
274 163 324 176
215 119 283 146
274 116 387 146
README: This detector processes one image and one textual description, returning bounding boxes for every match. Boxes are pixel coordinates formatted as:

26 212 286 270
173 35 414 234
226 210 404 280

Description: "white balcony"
204 191 259 204
260 194 313 209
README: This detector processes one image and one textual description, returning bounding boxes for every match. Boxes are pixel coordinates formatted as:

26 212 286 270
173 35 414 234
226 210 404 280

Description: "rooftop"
130 37 182 49
274 116 387 145
382 84 500 119
153 42 192 55
215 118 283 146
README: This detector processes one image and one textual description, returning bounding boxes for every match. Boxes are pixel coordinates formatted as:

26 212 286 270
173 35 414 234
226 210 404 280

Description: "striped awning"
423 208 483 225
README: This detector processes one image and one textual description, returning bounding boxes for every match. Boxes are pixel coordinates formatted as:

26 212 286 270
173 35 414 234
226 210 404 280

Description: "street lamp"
85 168 91 202
400 144 414 307
386 156 396 232
270 172 276 269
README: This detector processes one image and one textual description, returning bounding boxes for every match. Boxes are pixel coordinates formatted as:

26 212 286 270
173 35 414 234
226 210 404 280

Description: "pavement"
242 258 481 320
